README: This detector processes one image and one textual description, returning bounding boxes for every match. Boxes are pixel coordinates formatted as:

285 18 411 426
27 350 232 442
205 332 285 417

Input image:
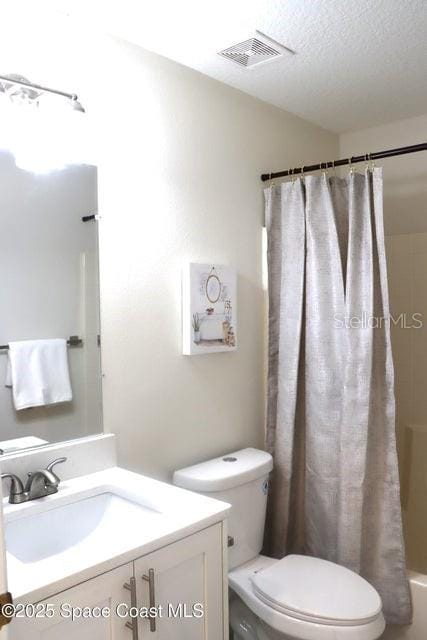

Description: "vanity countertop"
3 466 230 604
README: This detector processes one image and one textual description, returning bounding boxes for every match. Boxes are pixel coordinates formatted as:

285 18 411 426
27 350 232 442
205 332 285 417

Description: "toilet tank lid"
173 448 273 492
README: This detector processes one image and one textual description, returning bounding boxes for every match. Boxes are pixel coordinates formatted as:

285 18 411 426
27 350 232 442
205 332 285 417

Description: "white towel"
5 339 72 410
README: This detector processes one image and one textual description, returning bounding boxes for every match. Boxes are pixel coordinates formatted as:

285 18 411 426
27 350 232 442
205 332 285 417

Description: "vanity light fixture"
0 74 85 112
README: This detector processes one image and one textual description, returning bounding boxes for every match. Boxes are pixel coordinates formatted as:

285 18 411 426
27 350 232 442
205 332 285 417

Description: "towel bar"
0 336 83 351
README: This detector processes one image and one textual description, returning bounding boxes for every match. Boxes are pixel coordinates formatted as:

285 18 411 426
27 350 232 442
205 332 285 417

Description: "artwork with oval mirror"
0 94 102 455
182 263 237 355
205 269 222 304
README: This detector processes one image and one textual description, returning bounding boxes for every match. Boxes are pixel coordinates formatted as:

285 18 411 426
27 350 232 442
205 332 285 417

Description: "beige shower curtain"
264 169 411 625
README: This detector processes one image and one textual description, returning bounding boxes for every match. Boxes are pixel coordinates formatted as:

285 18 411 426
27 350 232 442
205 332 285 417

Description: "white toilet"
173 448 385 640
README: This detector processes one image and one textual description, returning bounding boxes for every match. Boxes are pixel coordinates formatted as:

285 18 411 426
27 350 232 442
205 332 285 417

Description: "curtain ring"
332 160 336 177
348 157 354 175
364 153 370 172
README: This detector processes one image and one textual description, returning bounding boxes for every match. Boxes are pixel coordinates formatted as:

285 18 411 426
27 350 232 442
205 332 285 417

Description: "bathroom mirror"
0 104 103 455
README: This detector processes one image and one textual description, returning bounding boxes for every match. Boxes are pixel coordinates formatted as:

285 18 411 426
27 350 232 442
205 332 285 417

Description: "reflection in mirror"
0 98 102 455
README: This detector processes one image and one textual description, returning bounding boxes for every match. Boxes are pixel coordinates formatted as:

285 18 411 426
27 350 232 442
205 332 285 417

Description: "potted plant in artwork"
192 313 201 344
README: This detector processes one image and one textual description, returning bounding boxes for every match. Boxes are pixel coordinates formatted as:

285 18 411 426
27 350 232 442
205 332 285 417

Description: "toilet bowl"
173 448 385 640
228 555 384 640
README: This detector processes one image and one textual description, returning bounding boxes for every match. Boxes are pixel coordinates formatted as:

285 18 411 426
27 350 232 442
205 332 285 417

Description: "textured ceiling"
9 0 427 132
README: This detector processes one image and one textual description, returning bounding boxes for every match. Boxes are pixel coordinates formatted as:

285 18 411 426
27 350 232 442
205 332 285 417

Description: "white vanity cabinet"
8 563 134 640
8 524 226 640
135 523 223 639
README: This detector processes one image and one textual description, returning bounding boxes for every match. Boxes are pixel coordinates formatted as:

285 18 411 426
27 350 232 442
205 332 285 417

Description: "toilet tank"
173 448 273 569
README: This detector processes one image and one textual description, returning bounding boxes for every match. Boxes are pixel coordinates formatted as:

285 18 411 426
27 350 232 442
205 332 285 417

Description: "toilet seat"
229 555 385 640
252 554 382 626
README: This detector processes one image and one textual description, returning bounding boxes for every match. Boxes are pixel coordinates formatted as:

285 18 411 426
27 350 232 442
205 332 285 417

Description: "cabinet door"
8 563 134 640
135 524 224 640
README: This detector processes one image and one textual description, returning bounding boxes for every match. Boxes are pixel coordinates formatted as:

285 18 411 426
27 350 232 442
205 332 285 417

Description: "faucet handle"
1 473 26 503
45 457 67 480
46 457 67 472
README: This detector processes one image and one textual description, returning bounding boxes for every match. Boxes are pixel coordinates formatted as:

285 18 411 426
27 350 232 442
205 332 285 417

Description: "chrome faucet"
1 457 67 504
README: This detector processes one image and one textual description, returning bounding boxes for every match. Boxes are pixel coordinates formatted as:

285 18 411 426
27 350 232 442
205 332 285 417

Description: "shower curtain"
264 168 411 625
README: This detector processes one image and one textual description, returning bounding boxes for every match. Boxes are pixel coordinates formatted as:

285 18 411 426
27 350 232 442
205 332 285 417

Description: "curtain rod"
0 74 77 100
260 142 427 182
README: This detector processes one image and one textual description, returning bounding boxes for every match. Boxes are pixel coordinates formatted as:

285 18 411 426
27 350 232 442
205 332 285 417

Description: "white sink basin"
6 492 159 563
4 466 230 603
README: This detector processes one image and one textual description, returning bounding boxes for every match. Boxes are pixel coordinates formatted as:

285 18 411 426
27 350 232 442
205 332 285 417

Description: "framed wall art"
182 263 237 355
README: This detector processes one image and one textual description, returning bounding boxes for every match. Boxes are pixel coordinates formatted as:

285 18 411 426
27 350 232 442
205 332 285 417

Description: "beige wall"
341 115 427 581
95 37 338 480
0 7 337 480
383 233 427 573
340 114 427 236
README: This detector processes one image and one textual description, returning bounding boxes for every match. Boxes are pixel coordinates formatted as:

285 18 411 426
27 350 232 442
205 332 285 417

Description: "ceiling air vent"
218 30 294 69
